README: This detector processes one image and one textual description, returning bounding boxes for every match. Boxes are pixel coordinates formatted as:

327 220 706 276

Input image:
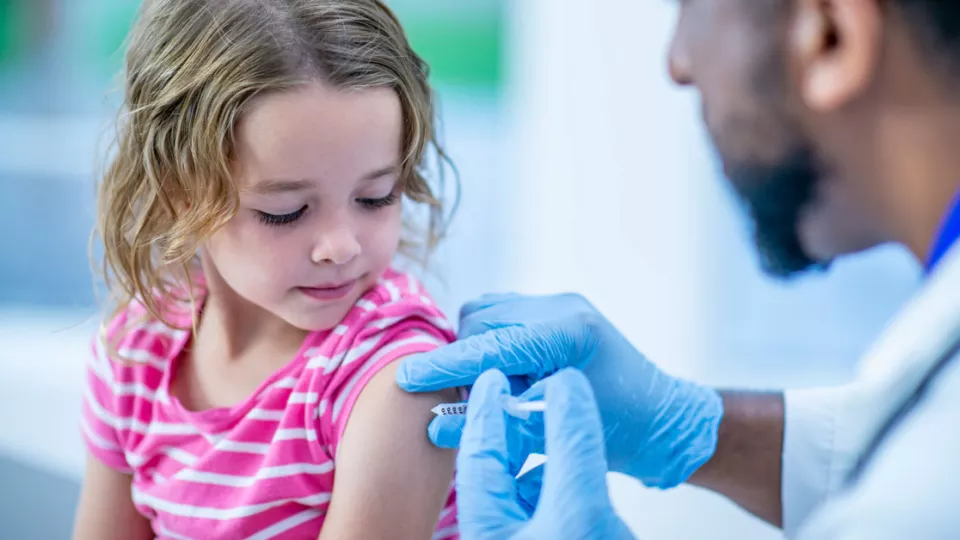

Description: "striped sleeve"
81 321 133 473
317 287 455 458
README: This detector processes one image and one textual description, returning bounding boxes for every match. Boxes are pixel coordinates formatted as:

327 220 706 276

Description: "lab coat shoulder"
797 348 960 540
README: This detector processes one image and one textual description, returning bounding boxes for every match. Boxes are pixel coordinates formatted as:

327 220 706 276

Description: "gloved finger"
427 414 465 449
542 369 611 502
516 463 544 517
456 369 527 532
459 293 523 320
396 327 548 392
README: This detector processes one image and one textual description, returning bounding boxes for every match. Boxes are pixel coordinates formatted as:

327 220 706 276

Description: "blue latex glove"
397 293 723 488
457 367 635 540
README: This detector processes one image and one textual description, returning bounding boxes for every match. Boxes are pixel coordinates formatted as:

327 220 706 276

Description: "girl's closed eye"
357 192 399 210
257 205 308 227
256 193 397 227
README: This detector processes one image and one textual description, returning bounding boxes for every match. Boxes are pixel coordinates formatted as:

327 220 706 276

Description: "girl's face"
203 82 404 332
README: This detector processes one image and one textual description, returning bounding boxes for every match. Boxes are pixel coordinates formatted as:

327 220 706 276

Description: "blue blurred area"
0 171 97 307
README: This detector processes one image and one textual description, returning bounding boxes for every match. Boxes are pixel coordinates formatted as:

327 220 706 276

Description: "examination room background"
0 1 922 539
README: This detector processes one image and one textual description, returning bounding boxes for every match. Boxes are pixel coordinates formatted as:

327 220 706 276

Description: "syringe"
431 396 546 420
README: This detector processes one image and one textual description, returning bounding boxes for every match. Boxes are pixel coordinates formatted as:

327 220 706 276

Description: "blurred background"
0 0 924 538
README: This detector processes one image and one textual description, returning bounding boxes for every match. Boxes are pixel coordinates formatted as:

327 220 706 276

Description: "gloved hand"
457 368 635 540
396 293 723 488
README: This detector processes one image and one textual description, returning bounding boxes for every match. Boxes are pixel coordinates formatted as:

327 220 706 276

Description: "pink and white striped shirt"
81 268 458 539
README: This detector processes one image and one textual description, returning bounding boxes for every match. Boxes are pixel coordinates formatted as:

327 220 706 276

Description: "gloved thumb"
427 414 465 449
536 369 636 539
456 369 527 534
542 368 612 503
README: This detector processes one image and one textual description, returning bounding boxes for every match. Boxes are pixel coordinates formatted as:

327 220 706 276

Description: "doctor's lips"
298 279 358 300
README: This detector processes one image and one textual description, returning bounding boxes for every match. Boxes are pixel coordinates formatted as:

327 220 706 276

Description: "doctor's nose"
311 222 361 266
667 33 692 86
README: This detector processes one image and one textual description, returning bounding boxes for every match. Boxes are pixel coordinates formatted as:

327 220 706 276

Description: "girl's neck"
195 259 308 364
199 292 308 363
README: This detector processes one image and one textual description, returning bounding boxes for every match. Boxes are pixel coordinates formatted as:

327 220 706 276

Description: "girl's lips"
298 280 357 301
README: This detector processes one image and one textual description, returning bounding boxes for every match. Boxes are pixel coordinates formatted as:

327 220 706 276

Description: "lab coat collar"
926 189 960 273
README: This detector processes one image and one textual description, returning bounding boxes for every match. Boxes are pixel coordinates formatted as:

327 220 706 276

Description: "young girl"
72 1 461 539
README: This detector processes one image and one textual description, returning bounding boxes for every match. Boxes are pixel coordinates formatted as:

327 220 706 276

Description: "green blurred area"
89 1 140 76
0 0 502 89
0 0 26 65
403 15 502 88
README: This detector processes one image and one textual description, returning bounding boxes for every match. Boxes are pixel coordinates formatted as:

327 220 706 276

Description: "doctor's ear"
789 0 881 112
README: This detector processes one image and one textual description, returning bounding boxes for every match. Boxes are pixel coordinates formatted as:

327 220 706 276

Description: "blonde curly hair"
94 0 455 331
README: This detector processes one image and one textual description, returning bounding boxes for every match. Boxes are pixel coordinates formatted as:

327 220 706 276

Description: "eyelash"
257 205 307 227
255 194 399 227
357 192 399 210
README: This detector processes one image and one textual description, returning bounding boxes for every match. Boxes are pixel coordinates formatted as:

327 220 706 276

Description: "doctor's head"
667 0 960 277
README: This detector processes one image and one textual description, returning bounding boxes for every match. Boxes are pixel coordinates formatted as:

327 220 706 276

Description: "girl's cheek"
364 213 403 258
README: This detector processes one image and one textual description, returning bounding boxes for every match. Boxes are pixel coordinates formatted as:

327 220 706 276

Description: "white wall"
503 0 711 376
0 308 94 479
502 1 922 538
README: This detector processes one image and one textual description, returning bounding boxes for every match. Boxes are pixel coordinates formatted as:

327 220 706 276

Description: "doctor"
397 0 960 538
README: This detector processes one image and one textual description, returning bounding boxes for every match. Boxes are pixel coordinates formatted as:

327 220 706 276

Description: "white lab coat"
781 242 960 539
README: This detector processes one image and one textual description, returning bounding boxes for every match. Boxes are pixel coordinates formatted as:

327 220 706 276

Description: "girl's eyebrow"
249 178 313 195
360 165 399 182
250 165 399 194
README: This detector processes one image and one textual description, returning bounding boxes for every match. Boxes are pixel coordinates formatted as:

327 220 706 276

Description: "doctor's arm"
688 391 785 527
691 387 854 537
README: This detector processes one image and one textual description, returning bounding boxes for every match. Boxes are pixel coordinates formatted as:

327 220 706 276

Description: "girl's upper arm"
72 453 153 540
318 359 459 540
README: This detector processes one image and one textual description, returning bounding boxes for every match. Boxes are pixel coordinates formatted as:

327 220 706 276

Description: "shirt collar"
926 189 960 273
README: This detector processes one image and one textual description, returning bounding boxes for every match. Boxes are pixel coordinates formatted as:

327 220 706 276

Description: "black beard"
730 148 829 278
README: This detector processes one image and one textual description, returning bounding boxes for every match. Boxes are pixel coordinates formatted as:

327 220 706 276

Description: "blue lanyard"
927 189 960 272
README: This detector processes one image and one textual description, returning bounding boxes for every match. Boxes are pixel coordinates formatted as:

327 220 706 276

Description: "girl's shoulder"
301 268 455 378
303 268 456 457
335 268 454 337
